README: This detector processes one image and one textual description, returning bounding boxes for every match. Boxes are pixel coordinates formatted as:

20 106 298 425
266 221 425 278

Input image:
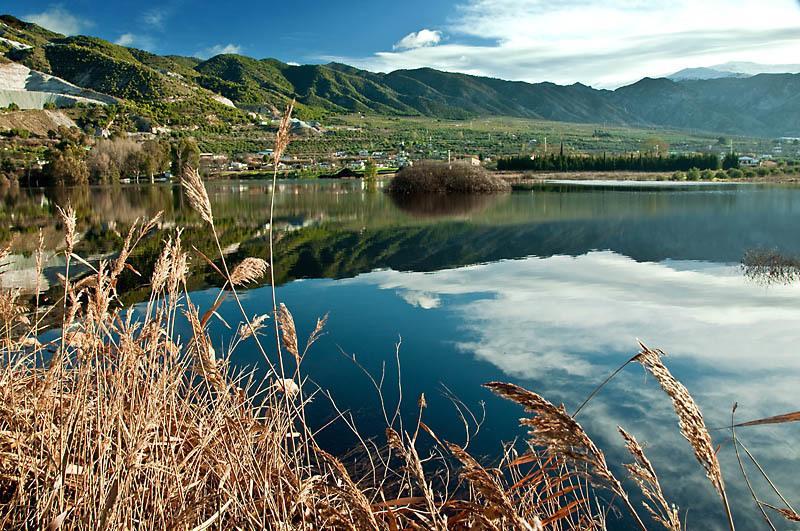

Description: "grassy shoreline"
498 170 800 184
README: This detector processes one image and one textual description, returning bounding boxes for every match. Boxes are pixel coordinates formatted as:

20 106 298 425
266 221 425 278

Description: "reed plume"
238 313 269 340
277 303 299 362
273 99 295 164
56 203 77 254
618 427 681 531
181 166 214 225
633 345 723 495
447 441 541 530
485 381 647 530
634 344 734 529
230 257 268 286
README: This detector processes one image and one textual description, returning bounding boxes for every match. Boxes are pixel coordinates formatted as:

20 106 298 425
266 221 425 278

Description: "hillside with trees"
2 14 800 137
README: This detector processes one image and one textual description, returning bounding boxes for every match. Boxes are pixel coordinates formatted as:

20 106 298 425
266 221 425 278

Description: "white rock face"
0 36 32 50
0 62 117 108
210 93 236 108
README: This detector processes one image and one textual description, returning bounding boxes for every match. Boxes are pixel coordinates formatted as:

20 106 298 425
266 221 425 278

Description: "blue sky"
6 1 800 87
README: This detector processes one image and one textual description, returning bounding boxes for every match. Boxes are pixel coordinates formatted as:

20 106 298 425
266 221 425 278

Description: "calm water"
4 180 800 529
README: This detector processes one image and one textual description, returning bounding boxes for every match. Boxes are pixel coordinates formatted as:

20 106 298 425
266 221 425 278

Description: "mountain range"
1 14 799 138
669 61 800 81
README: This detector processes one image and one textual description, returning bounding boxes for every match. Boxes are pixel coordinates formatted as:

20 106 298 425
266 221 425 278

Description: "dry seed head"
272 378 300 398
181 167 213 225
168 231 188 298
634 345 724 498
778 508 800 522
230 257 268 286
273 100 295 164
184 306 226 391
56 204 77 254
485 382 626 498
150 237 171 293
448 442 538 530
277 303 299 361
238 313 269 340
305 313 328 352
619 427 681 531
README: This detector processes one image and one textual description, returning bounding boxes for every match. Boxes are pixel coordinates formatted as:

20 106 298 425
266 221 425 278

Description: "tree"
171 138 200 176
6 103 19 111
722 152 739 170
46 145 89 185
141 140 168 178
363 160 378 180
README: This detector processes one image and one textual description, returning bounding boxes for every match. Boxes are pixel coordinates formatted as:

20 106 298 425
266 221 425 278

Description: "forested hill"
2 14 799 137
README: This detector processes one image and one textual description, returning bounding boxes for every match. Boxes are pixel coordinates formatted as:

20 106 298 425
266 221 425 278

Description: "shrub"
671 171 687 181
727 168 744 179
686 167 700 181
714 170 728 180
700 169 714 180
388 161 511 194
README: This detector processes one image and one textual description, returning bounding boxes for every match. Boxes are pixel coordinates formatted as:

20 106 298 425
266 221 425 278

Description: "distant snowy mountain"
669 62 800 81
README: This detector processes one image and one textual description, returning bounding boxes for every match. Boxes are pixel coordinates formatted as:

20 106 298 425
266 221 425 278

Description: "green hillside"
1 13 799 137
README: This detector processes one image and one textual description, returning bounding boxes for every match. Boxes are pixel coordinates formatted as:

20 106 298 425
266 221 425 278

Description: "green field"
197 114 783 161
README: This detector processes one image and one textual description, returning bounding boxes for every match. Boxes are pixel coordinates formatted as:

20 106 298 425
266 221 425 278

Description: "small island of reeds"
388 161 512 194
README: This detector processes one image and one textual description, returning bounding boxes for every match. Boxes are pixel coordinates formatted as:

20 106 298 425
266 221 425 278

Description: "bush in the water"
388 161 511 194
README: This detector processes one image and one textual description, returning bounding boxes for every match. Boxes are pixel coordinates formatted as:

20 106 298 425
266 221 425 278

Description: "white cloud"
114 33 155 50
350 251 800 382
393 29 443 50
195 43 243 59
143 7 168 29
23 5 92 36
328 0 800 87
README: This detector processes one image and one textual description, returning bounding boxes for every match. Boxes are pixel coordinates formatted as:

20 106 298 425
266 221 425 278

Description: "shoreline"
496 170 800 184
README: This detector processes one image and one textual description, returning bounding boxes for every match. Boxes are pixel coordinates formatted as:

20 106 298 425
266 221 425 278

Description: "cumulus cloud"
328 0 800 87
393 29 443 50
114 33 155 50
23 5 92 36
195 43 243 59
353 251 800 380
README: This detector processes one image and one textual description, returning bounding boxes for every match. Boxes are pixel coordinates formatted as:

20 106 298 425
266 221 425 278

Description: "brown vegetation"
388 161 511 194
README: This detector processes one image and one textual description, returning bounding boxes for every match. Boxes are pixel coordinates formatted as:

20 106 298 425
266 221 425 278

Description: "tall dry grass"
1 102 798 530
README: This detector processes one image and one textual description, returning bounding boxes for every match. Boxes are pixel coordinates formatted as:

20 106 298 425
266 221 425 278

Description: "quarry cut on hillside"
0 62 117 109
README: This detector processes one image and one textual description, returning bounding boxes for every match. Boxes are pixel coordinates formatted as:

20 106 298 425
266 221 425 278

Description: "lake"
3 179 800 529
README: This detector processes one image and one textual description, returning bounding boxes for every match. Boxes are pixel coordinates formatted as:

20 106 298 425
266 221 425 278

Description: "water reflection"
6 180 800 529
283 253 800 530
390 193 504 218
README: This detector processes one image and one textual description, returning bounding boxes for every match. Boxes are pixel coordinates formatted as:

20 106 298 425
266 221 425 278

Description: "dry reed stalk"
447 442 541 530
238 314 269 340
56 204 76 255
618 427 681 531
272 100 295 165
485 381 647 531
277 303 299 362
385 427 446 529
774 507 800 522
633 344 734 530
181 167 214 225
184 306 227 392
230 257 268 286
